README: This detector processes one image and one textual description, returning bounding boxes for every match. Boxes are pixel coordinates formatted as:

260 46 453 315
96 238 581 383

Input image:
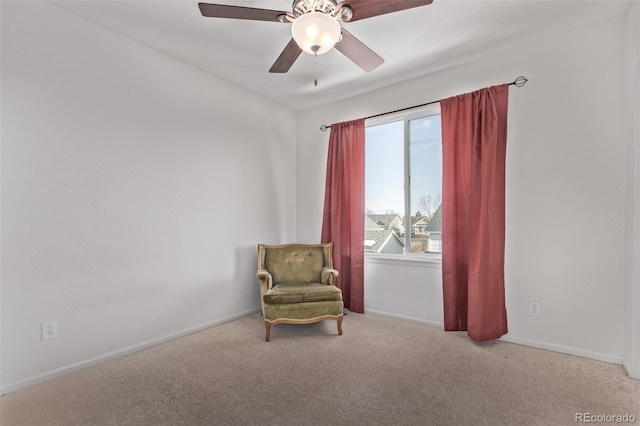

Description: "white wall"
624 0 640 379
364 258 443 327
1 2 296 393
297 17 628 364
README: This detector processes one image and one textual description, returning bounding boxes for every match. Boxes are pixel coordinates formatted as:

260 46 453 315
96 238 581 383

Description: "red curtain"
440 84 509 341
321 119 365 313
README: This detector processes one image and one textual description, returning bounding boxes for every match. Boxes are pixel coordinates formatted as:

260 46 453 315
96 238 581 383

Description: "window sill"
364 253 442 268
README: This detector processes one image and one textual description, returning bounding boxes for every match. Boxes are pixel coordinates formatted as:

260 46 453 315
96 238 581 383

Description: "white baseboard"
1 308 261 396
621 359 640 379
364 309 444 329
500 334 623 366
364 309 624 367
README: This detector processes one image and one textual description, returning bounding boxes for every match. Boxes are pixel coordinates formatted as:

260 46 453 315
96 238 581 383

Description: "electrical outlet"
42 321 57 341
529 301 541 316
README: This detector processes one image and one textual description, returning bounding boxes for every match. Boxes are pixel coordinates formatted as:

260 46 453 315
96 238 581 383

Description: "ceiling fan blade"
337 0 433 22
334 29 384 73
198 3 288 22
269 39 303 73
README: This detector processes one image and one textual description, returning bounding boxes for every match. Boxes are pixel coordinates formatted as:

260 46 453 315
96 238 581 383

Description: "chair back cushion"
264 245 324 284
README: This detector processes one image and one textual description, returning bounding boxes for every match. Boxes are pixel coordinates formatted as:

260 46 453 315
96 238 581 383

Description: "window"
364 105 442 256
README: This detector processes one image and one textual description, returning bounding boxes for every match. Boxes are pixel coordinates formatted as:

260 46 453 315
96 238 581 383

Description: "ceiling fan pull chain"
314 52 318 87
311 45 320 87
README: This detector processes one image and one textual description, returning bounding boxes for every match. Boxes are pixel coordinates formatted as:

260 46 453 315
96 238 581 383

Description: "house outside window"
364 104 442 257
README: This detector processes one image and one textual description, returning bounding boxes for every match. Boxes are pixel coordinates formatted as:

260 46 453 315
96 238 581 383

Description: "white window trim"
365 252 442 268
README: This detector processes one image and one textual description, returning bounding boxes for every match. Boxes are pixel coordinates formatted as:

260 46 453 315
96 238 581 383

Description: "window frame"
364 103 442 263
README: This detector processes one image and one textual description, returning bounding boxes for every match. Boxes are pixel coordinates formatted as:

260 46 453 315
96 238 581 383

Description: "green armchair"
256 243 344 341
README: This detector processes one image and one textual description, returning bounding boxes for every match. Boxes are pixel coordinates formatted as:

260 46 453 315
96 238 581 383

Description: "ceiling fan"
198 0 434 74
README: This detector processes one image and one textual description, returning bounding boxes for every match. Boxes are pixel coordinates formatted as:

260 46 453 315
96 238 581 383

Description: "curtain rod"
319 76 528 131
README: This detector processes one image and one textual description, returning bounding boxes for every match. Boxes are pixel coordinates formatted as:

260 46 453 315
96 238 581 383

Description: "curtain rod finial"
513 76 528 87
320 124 329 132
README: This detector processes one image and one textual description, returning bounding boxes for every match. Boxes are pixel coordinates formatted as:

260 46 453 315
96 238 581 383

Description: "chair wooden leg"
264 321 271 342
337 316 343 336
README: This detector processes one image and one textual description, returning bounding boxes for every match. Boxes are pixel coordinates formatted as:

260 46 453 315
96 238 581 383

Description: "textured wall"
1 2 296 392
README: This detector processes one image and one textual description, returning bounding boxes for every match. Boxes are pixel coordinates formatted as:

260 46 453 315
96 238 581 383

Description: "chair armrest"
257 269 273 291
321 267 339 285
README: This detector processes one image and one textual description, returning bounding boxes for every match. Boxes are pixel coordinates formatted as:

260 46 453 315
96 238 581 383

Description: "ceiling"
51 0 632 111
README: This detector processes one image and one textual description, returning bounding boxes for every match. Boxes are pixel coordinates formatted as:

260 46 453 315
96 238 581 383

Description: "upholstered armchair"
256 243 343 341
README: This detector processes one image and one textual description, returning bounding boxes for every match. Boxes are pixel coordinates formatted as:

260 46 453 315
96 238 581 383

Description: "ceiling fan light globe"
291 11 340 55
324 34 339 47
306 25 318 38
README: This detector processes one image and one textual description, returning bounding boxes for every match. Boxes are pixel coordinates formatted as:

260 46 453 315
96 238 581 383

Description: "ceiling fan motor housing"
292 0 338 17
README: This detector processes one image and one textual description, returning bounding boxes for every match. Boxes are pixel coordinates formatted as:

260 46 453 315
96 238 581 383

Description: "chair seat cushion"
263 283 343 305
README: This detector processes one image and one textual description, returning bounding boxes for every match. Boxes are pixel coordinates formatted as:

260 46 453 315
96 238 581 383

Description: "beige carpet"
2 313 638 426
